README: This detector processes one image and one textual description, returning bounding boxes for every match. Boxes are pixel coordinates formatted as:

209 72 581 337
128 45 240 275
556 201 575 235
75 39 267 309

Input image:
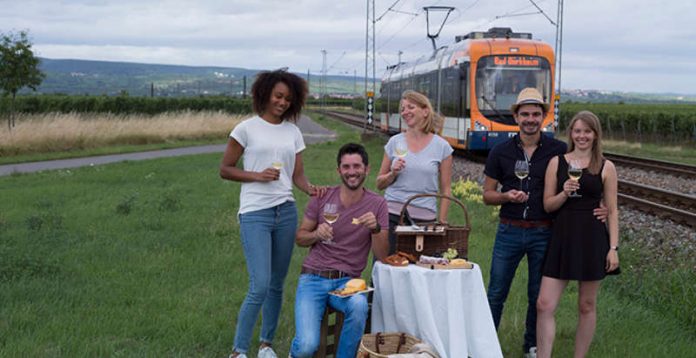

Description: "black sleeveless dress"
543 155 618 280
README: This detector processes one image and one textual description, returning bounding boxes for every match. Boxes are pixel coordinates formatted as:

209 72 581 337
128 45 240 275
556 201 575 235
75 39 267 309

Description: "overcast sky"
2 0 694 94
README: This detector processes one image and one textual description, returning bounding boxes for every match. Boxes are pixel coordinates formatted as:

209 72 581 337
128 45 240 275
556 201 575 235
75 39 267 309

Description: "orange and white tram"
380 27 557 151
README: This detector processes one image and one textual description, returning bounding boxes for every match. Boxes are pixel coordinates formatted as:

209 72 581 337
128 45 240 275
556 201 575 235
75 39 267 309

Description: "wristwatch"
610 246 619 251
371 223 381 234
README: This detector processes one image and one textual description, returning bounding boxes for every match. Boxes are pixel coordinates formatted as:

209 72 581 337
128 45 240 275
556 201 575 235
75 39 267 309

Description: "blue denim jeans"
290 274 369 358
487 223 551 352
233 201 297 354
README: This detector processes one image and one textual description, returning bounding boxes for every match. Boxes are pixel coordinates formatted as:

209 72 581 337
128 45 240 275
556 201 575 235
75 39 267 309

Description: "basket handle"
398 193 470 228
396 333 406 352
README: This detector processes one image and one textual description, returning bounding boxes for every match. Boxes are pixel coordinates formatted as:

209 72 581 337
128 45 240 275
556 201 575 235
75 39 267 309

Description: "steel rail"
605 153 696 179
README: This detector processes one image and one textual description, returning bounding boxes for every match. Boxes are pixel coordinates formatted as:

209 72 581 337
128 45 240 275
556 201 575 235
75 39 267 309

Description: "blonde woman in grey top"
376 90 454 254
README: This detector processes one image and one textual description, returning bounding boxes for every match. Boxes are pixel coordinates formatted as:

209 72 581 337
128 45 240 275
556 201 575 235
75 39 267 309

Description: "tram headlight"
474 121 489 132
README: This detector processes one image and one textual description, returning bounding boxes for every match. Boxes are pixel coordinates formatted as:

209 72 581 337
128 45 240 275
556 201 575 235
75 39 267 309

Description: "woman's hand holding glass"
566 160 583 198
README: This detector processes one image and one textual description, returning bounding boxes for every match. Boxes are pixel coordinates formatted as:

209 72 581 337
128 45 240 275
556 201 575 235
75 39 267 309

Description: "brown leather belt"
500 217 552 228
301 266 352 279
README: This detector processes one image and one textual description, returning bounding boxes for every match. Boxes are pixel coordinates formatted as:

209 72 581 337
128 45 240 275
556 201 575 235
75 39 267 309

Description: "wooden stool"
313 306 345 358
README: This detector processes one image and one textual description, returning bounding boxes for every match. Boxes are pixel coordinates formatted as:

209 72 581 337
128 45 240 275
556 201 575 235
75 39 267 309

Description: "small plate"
329 287 375 297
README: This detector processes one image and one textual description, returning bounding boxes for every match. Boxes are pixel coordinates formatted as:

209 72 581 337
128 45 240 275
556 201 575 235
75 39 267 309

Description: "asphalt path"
0 115 336 177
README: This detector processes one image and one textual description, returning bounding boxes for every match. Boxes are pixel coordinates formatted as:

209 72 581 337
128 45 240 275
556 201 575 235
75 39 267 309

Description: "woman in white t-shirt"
220 70 321 358
376 90 454 254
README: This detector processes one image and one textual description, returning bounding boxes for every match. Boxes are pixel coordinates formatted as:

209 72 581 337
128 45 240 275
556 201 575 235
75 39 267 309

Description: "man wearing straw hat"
482 88 607 357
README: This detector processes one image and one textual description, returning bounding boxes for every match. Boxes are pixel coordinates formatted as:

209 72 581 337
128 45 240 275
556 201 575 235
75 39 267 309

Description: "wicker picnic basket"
357 332 422 358
395 193 470 260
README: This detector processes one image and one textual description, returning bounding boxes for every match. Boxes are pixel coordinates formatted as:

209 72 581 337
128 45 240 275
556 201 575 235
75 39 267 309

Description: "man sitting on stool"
289 143 389 358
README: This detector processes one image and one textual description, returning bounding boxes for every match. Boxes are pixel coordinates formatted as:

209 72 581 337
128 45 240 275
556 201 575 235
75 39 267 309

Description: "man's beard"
519 122 540 135
341 174 366 190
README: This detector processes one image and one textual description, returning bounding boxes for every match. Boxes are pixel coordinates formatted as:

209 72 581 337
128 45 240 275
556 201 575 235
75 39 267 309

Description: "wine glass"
270 149 283 170
567 160 583 198
514 160 529 190
394 140 408 159
321 203 339 244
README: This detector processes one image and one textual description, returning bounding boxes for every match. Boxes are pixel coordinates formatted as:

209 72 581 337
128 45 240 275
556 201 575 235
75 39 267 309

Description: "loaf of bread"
340 278 367 294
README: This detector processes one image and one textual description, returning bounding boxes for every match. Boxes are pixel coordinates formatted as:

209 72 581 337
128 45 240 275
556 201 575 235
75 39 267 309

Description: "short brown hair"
251 70 308 121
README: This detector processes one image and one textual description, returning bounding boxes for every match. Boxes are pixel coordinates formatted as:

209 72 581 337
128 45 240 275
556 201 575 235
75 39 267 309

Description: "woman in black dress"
536 111 620 358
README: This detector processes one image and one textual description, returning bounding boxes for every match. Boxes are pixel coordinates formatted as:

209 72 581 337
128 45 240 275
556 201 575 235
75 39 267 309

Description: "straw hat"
510 87 549 113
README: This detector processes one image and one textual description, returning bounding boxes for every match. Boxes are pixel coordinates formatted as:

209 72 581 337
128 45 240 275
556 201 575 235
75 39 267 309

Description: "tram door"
460 63 470 144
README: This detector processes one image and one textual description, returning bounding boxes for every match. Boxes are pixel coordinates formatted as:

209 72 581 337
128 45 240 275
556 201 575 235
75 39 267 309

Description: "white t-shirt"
230 115 306 214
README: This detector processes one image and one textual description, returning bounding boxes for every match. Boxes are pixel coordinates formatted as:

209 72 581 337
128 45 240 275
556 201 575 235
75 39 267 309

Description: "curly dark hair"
251 69 308 121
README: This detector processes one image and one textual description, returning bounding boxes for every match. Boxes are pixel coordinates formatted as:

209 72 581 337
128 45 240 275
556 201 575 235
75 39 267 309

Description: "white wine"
568 168 582 180
323 213 339 224
515 170 529 180
395 148 408 158
271 161 283 170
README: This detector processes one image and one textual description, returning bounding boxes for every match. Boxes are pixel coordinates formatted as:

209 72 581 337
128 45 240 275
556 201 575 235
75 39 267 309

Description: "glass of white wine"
514 160 529 190
394 140 408 159
567 160 583 198
271 149 283 170
321 203 339 244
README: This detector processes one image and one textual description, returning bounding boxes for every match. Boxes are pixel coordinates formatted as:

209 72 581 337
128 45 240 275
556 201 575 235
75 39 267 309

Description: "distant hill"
29 58 696 103
34 58 364 97
560 89 696 104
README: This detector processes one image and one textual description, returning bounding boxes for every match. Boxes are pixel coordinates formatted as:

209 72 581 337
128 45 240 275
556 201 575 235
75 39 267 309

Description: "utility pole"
554 0 565 129
321 49 327 109
364 0 376 132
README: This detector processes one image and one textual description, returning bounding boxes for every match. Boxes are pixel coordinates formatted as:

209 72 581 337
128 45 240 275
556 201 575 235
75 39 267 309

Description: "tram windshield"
475 55 552 125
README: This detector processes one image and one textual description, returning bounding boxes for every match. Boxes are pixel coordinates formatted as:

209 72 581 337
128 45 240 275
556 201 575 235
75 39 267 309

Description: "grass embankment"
1 114 694 357
0 111 241 165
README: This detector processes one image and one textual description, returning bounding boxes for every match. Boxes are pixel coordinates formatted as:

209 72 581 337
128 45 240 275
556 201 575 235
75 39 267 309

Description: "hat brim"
510 100 549 113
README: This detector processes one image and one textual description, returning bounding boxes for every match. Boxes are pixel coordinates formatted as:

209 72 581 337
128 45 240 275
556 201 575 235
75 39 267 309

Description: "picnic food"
384 254 409 266
396 251 418 263
352 218 360 225
418 255 449 265
442 248 458 260
339 278 367 294
449 258 472 268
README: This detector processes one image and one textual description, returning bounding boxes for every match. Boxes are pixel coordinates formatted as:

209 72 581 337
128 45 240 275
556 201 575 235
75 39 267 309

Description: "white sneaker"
257 346 278 358
524 347 537 358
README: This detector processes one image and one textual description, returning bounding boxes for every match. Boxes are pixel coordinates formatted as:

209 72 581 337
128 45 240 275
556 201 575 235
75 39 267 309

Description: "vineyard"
1 95 695 143
559 103 696 143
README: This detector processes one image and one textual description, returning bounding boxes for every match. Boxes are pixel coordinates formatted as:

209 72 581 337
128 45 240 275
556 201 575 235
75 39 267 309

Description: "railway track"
318 109 696 228
605 153 696 180
618 180 696 228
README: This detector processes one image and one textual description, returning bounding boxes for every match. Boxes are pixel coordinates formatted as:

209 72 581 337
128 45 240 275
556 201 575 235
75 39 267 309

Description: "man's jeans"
487 222 551 352
233 201 297 354
290 274 369 358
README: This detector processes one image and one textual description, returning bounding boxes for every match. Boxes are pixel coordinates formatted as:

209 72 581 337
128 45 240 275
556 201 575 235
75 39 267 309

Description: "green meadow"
1 115 694 357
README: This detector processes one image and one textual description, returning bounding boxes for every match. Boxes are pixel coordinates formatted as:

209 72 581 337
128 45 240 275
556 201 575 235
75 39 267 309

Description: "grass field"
0 111 241 165
1 115 695 357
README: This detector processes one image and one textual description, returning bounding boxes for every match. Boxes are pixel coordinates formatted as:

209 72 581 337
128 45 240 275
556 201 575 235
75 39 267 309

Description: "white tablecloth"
371 262 502 358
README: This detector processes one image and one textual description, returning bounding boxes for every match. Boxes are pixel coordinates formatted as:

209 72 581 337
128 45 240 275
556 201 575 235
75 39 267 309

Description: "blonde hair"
401 90 443 134
567 111 604 175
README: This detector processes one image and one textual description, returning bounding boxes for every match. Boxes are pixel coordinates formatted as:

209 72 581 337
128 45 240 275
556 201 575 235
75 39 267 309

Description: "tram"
380 27 556 151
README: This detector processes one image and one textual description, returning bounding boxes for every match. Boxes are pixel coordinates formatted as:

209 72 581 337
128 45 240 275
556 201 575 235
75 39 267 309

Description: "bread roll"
341 278 367 294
